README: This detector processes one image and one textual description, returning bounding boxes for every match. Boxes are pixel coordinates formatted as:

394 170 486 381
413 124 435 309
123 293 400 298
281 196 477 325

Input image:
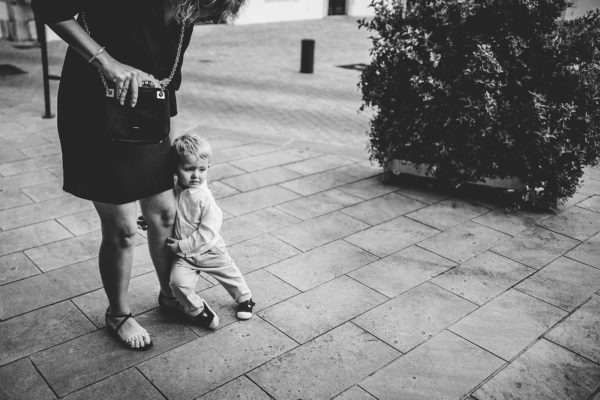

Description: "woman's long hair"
172 0 246 23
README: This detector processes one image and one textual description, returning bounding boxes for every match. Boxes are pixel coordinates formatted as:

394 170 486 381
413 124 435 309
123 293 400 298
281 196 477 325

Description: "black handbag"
81 12 186 144
103 86 171 143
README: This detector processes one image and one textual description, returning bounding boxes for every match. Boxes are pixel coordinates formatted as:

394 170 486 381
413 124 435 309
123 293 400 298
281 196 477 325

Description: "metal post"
300 39 315 74
35 16 55 119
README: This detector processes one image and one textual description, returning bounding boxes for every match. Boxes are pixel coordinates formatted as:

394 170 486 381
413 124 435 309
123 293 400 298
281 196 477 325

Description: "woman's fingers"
118 74 131 105
130 74 139 107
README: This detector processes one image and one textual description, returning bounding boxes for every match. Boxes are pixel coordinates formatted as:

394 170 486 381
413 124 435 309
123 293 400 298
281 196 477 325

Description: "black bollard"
300 39 315 74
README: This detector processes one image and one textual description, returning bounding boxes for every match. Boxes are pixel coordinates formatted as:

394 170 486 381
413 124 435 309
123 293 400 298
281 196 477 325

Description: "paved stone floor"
1 17 600 400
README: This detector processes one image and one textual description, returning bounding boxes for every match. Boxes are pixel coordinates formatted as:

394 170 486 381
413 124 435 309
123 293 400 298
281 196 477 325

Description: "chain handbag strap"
80 11 187 93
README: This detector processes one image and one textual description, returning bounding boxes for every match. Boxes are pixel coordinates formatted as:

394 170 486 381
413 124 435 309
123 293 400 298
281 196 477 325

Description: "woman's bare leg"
93 201 138 315
139 189 176 297
93 200 151 349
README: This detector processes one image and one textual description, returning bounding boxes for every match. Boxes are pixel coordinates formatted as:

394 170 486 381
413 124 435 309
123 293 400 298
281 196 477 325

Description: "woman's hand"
98 56 162 107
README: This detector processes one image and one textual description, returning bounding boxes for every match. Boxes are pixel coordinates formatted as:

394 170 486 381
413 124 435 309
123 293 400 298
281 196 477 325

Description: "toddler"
161 133 254 329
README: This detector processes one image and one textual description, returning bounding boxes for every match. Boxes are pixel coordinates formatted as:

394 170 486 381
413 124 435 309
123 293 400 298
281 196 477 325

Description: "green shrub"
359 0 600 209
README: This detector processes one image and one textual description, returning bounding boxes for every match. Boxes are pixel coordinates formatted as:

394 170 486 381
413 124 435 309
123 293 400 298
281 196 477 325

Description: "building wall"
235 0 373 25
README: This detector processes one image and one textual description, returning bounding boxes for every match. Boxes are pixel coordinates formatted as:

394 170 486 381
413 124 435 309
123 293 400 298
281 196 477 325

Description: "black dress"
32 0 194 204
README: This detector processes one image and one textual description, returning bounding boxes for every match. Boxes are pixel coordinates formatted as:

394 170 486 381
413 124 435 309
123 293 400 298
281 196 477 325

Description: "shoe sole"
236 312 253 320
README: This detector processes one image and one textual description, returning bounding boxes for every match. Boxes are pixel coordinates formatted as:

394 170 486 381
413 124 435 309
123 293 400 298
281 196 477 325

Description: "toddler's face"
176 154 209 189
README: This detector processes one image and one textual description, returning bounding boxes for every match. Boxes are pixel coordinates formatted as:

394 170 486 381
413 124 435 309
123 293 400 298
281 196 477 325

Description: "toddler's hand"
166 237 180 253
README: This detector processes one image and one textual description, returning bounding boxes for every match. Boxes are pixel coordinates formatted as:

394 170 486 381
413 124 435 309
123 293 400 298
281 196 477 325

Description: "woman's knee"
102 223 139 249
140 190 176 230
147 207 175 230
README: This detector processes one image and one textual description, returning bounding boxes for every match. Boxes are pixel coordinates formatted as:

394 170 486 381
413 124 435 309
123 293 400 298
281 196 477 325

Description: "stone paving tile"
0 220 72 257
279 169 358 196
473 208 550 236
20 181 66 202
565 232 600 269
333 386 377 400
187 269 300 334
419 221 511 263
406 198 491 230
432 251 535 305
71 272 168 328
208 181 240 199
578 195 600 213
473 339 600 400
583 166 600 181
492 226 581 269
62 368 165 400
259 276 387 343
248 323 400 400
0 252 40 286
197 376 272 400
221 165 301 192
283 154 355 175
0 154 62 176
537 206 600 241
516 257 600 311
338 176 399 200
450 290 567 360
349 246 456 298
578 177 600 196
341 192 427 225
394 183 449 204
345 216 440 258
276 188 363 220
272 212 369 252
209 139 271 158
0 195 93 230
0 170 60 191
0 146 27 164
266 240 377 291
0 188 33 211
559 192 590 211
335 162 382 181
24 230 103 272
208 162 246 181
0 358 56 400
360 330 504 400
0 258 102 319
355 283 477 352
31 309 197 397
221 207 301 245
0 301 95 366
20 142 62 158
229 150 304 172
227 234 300 274
56 210 101 235
138 318 296 400
218 185 301 216
546 295 600 364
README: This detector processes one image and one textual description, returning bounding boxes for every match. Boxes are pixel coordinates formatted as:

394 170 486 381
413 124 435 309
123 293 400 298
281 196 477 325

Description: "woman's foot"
105 309 153 351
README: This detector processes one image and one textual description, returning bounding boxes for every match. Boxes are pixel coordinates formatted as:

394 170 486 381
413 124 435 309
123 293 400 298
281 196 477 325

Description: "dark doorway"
328 0 346 15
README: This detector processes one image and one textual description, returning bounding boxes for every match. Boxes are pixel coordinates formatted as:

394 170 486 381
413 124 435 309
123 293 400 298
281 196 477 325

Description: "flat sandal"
105 309 153 351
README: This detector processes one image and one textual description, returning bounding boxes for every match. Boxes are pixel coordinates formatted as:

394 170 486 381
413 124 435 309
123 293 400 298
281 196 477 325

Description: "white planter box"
384 159 523 190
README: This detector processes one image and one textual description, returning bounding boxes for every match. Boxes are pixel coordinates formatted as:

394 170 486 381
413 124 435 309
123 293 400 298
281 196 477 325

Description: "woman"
31 0 245 350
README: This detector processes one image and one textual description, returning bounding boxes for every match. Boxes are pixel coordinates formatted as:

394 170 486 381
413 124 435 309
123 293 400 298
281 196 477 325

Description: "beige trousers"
169 242 251 316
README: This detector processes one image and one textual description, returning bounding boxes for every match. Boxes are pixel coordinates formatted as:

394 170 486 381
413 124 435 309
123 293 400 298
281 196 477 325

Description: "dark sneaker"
193 301 219 329
158 293 186 317
236 299 255 320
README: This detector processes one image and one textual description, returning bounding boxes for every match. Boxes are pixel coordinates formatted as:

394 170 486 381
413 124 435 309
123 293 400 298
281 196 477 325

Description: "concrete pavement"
1 17 600 400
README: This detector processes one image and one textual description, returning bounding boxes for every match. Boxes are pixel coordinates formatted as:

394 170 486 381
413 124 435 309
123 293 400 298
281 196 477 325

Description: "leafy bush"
359 0 600 209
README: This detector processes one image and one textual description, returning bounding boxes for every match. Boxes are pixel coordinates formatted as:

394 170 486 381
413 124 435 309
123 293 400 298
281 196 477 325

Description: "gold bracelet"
88 46 106 64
